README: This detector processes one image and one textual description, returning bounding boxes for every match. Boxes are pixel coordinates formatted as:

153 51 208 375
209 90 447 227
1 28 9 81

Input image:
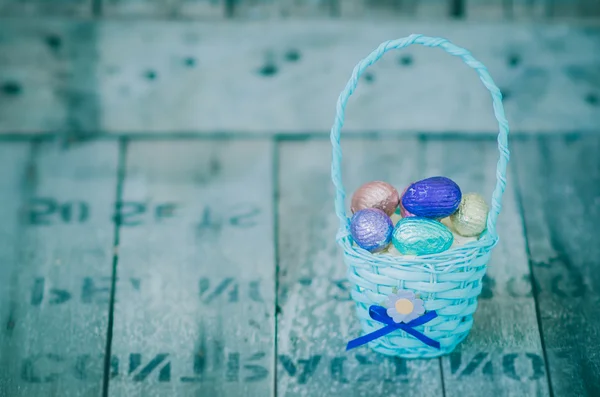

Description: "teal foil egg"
392 217 454 255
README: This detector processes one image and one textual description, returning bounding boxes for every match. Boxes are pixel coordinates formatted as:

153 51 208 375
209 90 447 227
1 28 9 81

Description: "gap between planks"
102 138 127 397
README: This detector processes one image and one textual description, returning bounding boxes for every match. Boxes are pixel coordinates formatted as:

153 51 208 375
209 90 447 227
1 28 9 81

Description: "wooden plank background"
1 0 600 19
0 143 30 395
109 139 275 396
0 140 119 397
1 134 599 396
515 135 600 396
1 20 599 136
1 1 600 396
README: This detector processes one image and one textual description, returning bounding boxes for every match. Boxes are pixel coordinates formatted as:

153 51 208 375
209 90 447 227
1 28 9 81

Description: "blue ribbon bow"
346 305 440 351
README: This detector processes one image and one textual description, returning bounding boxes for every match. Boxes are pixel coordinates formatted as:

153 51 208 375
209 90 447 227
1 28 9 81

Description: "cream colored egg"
450 193 489 237
390 212 403 226
450 232 479 248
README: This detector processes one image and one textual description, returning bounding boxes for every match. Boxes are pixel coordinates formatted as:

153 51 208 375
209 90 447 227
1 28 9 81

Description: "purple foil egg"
350 208 393 252
401 176 462 219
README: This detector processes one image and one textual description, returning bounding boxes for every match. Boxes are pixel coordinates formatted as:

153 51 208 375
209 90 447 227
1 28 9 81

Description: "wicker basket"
331 34 510 359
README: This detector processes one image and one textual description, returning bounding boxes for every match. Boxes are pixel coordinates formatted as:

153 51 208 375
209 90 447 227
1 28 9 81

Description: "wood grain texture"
414 0 450 18
338 0 416 18
0 140 118 397
108 140 275 396
514 135 600 397
102 0 225 19
231 0 333 18
465 0 506 20
423 138 550 396
277 0 334 17
511 0 547 19
277 138 443 396
94 21 600 134
1 20 599 134
0 142 30 396
0 20 100 137
0 0 91 16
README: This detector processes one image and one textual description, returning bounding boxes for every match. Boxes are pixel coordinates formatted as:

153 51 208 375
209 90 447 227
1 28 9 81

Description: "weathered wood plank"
465 0 506 20
277 137 443 396
102 0 225 19
230 0 275 18
232 0 333 18
338 0 416 18
278 0 334 17
0 0 91 17
514 135 600 397
579 0 600 17
108 140 275 396
1 21 599 135
0 142 31 396
0 140 118 396
0 19 100 137
547 0 580 19
414 0 449 19
93 21 600 135
512 0 547 19
422 138 550 396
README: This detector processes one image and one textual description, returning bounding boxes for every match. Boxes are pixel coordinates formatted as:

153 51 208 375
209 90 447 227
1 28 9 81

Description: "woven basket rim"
338 231 497 273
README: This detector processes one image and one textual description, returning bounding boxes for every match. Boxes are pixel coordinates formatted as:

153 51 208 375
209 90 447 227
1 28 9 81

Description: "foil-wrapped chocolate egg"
350 208 393 252
450 193 489 237
399 185 415 218
401 176 462 219
392 217 453 255
351 181 399 217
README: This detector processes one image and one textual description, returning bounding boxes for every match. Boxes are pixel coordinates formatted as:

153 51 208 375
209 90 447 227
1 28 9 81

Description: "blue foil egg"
401 176 462 219
350 208 393 252
392 217 454 255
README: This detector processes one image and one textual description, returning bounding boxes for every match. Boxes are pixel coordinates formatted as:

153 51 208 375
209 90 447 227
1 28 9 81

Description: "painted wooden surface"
1 134 600 395
338 0 415 18
0 0 92 17
424 138 549 396
514 135 600 397
0 143 30 395
232 0 333 18
1 0 599 18
465 0 505 20
277 137 444 396
0 140 118 397
0 20 100 138
1 20 599 135
108 140 275 396
102 0 225 19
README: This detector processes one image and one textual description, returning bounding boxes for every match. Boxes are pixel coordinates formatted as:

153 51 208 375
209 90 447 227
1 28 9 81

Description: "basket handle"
331 34 509 242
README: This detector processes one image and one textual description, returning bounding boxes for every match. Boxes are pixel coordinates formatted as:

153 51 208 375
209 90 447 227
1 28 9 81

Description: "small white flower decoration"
385 290 425 324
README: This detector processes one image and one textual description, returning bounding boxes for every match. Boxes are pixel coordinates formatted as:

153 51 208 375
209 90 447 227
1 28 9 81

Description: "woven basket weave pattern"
330 34 510 358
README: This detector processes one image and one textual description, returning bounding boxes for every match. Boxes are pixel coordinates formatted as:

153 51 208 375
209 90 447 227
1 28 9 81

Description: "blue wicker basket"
331 34 510 359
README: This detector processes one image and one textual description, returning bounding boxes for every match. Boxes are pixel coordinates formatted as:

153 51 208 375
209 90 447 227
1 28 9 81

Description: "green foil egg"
392 217 454 256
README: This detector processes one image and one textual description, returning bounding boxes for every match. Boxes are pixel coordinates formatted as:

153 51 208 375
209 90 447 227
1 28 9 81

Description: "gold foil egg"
449 193 489 237
351 181 399 217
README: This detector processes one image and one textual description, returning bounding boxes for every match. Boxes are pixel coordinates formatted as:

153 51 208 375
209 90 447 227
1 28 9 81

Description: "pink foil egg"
351 181 399 217
399 185 415 218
